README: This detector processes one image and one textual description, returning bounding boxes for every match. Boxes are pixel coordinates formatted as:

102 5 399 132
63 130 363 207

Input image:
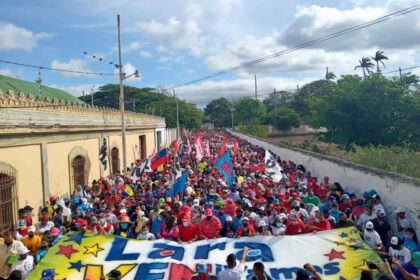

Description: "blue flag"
167 171 188 197
215 151 235 187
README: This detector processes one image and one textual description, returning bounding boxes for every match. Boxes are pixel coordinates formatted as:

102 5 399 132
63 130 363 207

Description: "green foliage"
79 84 203 129
350 145 420 179
234 97 266 125
267 106 300 132
204 98 232 127
237 119 268 138
311 143 321 153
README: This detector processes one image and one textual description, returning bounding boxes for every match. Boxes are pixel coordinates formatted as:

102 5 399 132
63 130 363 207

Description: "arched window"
111 147 120 175
0 172 17 235
72 155 86 189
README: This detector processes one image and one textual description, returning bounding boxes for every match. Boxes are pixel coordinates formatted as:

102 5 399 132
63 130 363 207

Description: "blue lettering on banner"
135 262 168 280
147 243 184 261
323 262 340 275
270 267 300 279
234 242 274 262
194 242 226 259
105 237 140 261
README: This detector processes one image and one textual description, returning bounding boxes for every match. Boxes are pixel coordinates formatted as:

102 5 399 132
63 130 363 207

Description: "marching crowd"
0 129 419 280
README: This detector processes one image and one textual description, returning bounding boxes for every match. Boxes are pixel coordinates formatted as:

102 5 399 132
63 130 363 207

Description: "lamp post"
117 15 142 175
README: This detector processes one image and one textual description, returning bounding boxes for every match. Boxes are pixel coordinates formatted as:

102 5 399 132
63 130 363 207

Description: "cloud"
280 1 420 51
155 45 168 52
139 50 152 58
50 59 92 78
0 22 52 51
0 68 14 76
186 69 194 73
48 83 102 97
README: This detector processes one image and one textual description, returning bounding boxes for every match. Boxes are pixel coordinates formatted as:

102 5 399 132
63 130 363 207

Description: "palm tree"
325 67 336 80
372 50 388 73
354 57 375 78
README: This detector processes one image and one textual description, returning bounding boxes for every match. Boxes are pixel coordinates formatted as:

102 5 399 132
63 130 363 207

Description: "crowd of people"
0 129 419 280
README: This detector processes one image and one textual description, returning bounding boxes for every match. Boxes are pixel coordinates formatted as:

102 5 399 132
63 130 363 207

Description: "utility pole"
82 90 85 97
133 100 135 112
117 14 127 175
399 67 402 80
91 85 95 106
145 104 147 114
173 89 179 139
254 75 258 100
274 88 278 110
231 101 235 130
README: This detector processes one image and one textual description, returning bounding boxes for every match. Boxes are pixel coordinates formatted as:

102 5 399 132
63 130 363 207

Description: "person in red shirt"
285 214 307 235
236 217 256 237
224 199 237 216
307 212 331 232
316 182 329 198
198 209 222 240
178 216 198 243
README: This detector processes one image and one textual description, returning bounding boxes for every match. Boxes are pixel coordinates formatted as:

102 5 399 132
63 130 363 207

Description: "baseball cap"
50 227 60 237
390 236 399 245
197 263 208 273
376 208 385 215
366 221 373 229
28 226 36 233
242 217 249 221
341 194 350 200
226 216 233 222
205 209 213 217
395 207 405 213
18 246 30 255
193 199 200 206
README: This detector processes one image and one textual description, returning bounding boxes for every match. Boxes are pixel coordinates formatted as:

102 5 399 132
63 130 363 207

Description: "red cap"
49 195 57 202
205 209 213 217
75 218 87 226
324 176 329 180
182 215 191 222
292 192 298 197
320 182 326 186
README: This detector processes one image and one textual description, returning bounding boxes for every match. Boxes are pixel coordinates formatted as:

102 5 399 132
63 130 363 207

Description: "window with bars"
0 172 17 236
111 147 120 175
72 155 86 189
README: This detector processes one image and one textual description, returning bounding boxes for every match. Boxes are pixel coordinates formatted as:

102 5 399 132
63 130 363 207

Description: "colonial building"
0 75 167 234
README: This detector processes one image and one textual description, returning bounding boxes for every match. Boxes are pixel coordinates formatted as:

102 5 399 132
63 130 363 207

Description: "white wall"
229 130 420 236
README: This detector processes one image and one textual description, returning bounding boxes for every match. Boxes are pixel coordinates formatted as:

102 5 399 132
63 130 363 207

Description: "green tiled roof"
0 75 84 104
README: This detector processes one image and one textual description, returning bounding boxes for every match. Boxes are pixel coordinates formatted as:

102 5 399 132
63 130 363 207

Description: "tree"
354 57 375 78
325 67 336 80
79 84 203 129
267 107 300 132
204 98 232 127
234 97 266 125
372 51 388 73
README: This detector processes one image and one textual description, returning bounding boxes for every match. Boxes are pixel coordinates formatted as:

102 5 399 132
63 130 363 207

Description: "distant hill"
79 84 202 129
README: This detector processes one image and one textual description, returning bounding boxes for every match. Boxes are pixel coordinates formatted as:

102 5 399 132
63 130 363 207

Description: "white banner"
265 150 283 182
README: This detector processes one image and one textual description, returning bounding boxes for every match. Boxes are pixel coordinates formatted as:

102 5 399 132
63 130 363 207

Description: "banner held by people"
26 227 384 280
167 171 188 197
130 158 152 181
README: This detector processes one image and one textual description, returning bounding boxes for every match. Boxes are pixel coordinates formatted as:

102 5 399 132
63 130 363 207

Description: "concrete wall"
229 130 420 235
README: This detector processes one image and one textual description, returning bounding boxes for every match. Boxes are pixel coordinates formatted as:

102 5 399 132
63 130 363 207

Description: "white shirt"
357 213 377 231
11 255 34 279
363 229 382 248
36 221 54 233
372 203 385 215
218 263 245 280
389 246 411 264
0 240 25 278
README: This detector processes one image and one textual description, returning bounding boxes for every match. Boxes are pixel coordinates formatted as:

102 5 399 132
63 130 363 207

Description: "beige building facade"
0 89 166 234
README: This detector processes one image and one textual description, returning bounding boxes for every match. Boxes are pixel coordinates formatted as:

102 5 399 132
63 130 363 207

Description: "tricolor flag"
151 148 168 171
215 151 235 187
122 184 134 197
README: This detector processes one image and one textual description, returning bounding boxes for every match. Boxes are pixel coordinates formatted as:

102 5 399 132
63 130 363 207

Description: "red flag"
219 138 227 156
233 139 238 155
174 140 179 154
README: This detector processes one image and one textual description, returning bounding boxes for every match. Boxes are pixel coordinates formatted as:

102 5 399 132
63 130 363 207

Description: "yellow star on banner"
354 260 378 271
84 243 104 257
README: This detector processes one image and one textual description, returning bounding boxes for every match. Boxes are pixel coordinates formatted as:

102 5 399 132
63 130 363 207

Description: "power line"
0 59 119 76
167 3 420 90
382 65 420 75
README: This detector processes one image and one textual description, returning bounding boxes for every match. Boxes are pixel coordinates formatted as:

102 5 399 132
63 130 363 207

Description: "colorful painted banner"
27 227 383 280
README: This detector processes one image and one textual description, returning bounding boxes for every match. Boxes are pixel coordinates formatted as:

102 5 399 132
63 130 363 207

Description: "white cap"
278 213 287 220
18 246 30 255
366 221 373 229
390 236 399 245
258 220 267 227
226 215 233 222
28 226 36 233
395 207 405 213
193 199 200 206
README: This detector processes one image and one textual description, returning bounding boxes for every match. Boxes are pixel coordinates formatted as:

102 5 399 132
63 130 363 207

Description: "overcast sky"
0 0 419 107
